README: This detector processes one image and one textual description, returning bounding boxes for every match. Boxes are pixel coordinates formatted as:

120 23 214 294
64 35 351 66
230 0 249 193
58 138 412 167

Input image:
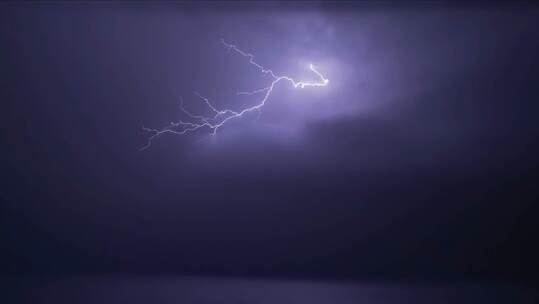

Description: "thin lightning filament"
141 39 329 150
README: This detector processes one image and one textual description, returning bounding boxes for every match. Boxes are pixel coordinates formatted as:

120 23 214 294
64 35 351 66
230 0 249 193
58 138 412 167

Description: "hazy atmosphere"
1 2 538 303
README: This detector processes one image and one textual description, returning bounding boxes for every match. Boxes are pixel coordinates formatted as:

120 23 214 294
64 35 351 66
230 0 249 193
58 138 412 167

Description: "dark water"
2 276 537 303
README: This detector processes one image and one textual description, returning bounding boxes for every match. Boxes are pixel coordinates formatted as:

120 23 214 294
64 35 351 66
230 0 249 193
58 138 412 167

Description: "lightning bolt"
140 39 329 150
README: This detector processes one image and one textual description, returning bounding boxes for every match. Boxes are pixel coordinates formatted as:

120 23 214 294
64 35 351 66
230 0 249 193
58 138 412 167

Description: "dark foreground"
1 276 537 303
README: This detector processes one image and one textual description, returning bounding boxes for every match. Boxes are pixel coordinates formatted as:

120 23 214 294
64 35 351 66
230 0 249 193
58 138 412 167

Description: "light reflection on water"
2 276 537 304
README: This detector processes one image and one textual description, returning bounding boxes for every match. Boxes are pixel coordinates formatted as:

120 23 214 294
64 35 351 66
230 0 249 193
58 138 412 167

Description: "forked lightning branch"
141 39 329 150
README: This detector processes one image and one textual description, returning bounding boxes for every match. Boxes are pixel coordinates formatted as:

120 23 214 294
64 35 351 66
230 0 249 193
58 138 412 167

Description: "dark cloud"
1 2 538 281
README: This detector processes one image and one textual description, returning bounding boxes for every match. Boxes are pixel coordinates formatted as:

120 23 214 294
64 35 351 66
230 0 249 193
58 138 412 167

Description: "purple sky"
1 2 539 280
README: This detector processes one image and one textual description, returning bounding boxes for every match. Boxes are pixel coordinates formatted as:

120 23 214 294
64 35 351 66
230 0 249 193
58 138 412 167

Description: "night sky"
1 1 539 293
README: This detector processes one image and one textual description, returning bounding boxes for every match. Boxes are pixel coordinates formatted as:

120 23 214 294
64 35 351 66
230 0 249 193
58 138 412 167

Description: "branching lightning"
140 39 329 150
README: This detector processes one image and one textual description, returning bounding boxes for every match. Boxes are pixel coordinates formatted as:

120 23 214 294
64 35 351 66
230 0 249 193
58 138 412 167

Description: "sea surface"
2 276 537 303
